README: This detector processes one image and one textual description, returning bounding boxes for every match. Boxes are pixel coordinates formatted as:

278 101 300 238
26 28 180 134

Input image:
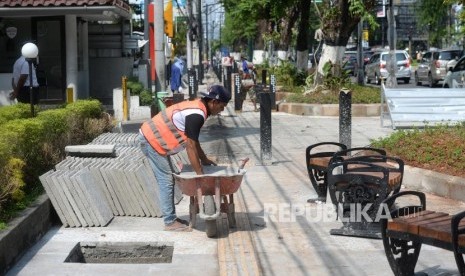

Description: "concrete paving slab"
125 163 152 217
56 171 89 227
99 162 125 216
65 170 94 227
75 170 113 226
39 170 69 227
87 160 119 215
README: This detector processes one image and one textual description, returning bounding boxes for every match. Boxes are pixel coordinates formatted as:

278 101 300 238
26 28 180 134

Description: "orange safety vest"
141 99 207 156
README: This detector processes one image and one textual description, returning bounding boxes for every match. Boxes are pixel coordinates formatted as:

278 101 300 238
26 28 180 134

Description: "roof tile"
0 0 130 12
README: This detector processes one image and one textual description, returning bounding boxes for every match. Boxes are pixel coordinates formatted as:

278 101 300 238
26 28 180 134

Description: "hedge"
0 100 113 220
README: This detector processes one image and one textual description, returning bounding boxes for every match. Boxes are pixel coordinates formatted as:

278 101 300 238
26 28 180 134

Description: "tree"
221 0 301 52
416 0 449 48
313 0 377 85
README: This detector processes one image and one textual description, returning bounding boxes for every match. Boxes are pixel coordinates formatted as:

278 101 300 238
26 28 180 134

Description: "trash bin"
151 91 170 117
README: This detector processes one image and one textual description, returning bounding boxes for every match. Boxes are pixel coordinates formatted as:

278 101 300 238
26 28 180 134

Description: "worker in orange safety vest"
139 85 231 231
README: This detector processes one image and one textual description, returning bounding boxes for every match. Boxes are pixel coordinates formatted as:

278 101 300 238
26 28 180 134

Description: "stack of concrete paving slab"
39 133 183 227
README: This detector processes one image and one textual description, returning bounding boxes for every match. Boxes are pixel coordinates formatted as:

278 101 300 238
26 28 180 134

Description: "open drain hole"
64 242 173 264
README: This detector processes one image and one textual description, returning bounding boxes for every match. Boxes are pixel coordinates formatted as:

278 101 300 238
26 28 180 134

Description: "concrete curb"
403 165 465 202
0 194 55 275
278 102 381 116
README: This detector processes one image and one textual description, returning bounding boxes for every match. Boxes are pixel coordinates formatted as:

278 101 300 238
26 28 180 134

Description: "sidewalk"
7 71 465 276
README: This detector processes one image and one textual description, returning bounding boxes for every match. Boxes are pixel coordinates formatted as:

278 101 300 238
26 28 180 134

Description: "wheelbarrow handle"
238 157 250 172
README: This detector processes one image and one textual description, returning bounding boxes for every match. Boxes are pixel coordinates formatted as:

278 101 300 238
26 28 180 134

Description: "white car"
443 56 465 88
364 50 412 85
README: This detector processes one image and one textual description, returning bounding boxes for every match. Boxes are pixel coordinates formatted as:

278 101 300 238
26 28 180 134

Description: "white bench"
381 84 465 129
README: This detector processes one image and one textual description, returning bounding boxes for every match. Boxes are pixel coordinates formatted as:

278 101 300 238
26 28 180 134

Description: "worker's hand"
201 158 217 166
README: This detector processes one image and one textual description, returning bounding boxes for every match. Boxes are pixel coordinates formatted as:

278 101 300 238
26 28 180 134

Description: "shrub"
0 100 113 221
0 103 34 126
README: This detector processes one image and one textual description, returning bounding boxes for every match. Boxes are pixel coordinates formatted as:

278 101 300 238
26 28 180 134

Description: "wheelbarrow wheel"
204 195 217 238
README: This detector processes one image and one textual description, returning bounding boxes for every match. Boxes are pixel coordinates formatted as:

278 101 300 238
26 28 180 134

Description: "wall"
89 57 133 105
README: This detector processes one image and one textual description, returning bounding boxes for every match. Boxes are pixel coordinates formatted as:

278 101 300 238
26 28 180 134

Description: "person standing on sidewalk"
170 57 184 93
139 85 231 231
10 54 39 104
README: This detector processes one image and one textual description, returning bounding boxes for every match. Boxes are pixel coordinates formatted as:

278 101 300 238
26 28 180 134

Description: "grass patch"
284 83 380 104
371 123 465 178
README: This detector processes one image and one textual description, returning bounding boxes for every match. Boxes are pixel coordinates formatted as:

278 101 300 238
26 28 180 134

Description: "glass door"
32 17 65 102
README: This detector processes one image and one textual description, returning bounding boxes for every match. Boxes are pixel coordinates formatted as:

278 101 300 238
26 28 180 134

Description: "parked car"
415 49 462 87
343 51 358 76
363 50 374 65
443 56 465 88
364 50 412 85
414 50 439 87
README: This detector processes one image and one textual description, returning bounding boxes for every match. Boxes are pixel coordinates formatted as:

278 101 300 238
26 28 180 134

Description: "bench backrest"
381 84 465 129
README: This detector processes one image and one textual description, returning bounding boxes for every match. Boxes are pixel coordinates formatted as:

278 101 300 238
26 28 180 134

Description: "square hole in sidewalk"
64 242 173 264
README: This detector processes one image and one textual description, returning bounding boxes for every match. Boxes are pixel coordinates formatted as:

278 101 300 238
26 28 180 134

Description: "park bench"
305 143 388 203
381 191 465 275
326 156 404 239
381 84 465 129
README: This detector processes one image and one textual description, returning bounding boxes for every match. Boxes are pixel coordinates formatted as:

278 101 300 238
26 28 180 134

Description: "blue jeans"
138 133 176 225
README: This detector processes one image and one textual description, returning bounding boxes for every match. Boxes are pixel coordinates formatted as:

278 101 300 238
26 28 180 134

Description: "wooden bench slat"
387 211 439 233
309 156 331 168
418 222 465 245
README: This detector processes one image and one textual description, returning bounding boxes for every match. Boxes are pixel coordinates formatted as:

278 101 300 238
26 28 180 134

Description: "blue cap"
201 85 231 103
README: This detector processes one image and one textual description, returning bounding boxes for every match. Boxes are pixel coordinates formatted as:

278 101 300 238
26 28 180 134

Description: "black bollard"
218 64 222 82
270 74 277 110
188 68 196 100
262 69 267 86
259 92 272 165
226 66 232 99
194 67 199 94
339 90 352 149
234 74 242 111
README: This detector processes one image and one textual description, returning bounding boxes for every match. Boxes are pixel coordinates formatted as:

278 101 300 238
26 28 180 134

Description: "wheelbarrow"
173 158 248 238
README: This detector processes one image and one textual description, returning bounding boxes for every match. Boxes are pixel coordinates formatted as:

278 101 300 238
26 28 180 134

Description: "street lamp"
21 42 38 117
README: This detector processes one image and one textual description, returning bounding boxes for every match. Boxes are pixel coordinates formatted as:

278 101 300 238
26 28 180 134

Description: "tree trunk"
313 0 379 85
276 7 299 51
295 0 311 71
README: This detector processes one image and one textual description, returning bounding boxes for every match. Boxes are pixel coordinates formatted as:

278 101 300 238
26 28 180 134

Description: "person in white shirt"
10 55 39 104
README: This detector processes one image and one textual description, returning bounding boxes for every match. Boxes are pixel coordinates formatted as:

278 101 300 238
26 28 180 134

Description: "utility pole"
386 0 397 88
197 0 203 83
154 0 166 92
143 0 150 60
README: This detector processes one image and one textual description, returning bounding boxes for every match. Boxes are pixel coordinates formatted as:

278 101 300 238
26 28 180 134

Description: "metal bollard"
188 68 196 100
339 90 352 149
259 92 272 165
226 66 232 100
234 74 242 111
194 67 199 94
262 69 267 86
218 64 222 81
270 74 277 110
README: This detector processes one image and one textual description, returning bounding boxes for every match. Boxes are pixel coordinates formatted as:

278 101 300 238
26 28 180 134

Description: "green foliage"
126 79 144 96
0 103 34 126
0 100 112 224
139 90 153 106
371 123 465 177
126 78 152 106
316 61 352 92
416 0 449 48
